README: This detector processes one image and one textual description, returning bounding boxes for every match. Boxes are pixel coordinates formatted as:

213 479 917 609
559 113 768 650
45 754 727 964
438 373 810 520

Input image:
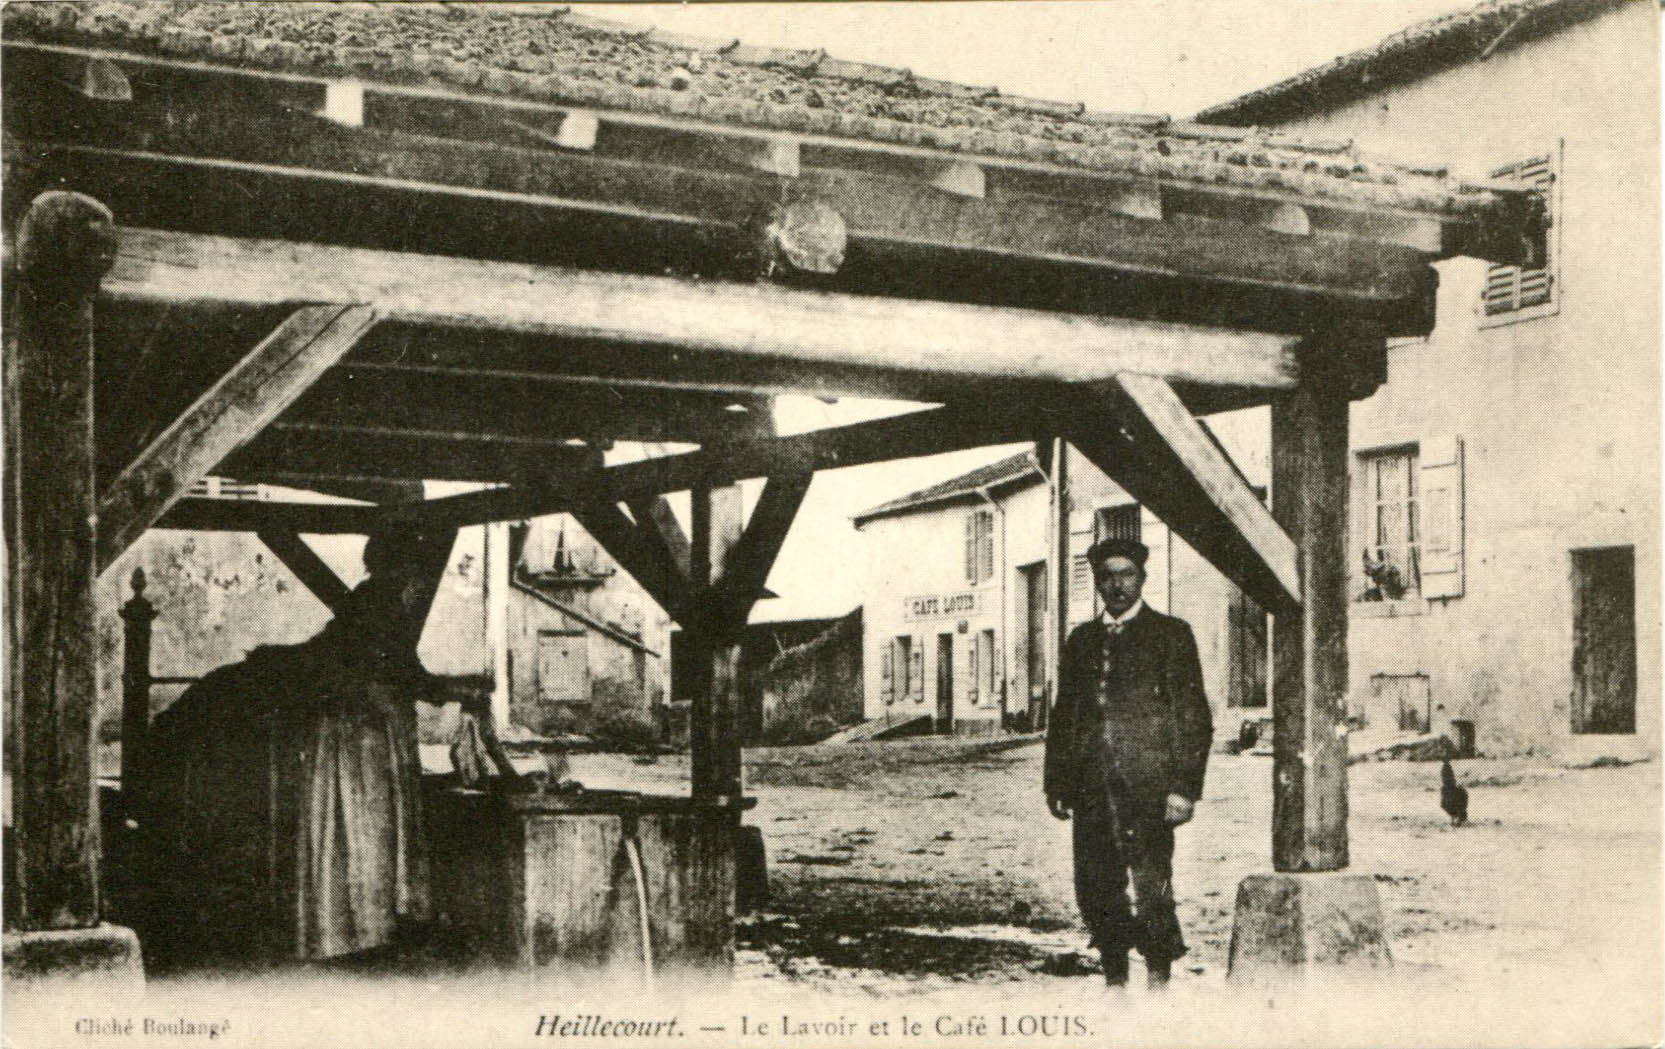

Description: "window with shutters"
1352 438 1465 608
1480 148 1559 326
880 640 896 704
1359 446 1420 601
1097 504 1142 543
964 509 995 584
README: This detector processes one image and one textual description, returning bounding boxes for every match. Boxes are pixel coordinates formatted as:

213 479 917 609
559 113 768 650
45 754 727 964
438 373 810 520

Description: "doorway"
936 633 955 734
1020 561 1048 727
1571 546 1636 734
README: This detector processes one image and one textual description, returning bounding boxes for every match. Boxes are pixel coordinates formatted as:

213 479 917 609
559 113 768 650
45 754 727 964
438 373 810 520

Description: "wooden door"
1572 546 1636 734
1021 562 1048 723
537 630 589 704
935 633 954 733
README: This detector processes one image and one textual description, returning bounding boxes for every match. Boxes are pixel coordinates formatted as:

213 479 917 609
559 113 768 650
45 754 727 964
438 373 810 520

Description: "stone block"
1227 872 1392 982
3 923 144 990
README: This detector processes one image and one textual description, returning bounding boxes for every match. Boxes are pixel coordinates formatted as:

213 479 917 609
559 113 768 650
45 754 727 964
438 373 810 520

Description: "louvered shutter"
1482 155 1554 316
965 632 979 707
1418 436 1465 599
881 640 895 704
1068 509 1096 626
972 512 985 589
909 643 925 703
965 514 977 583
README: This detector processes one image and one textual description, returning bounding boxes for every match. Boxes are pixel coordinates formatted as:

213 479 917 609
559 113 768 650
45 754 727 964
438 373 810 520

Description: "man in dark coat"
1045 537 1213 988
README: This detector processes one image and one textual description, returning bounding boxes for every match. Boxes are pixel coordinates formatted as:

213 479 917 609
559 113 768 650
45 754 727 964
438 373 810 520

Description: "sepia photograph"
1 1 1659 1046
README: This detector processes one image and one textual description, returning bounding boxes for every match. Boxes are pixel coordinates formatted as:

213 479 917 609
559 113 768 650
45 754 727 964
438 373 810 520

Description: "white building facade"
1197 0 1660 758
854 452 1051 735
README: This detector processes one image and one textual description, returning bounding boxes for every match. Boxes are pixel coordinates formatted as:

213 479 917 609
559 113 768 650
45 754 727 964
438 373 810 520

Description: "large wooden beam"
1269 341 1357 873
152 496 375 534
255 529 351 611
7 191 114 930
98 227 1302 394
1066 377 1300 617
342 322 1277 413
284 364 775 446
222 420 597 486
411 402 1037 532
95 304 378 573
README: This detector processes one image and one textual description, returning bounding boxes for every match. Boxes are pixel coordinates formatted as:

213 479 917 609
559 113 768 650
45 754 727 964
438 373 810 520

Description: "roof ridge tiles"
814 54 912 88
562 11 655 38
724 41 827 74
644 27 738 53
989 92 1087 119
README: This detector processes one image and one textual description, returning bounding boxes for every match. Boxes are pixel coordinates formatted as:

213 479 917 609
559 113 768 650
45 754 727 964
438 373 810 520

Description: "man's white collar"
1102 599 1144 628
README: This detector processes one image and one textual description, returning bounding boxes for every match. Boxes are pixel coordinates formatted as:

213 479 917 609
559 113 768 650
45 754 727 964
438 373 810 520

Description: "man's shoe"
1146 958 1171 989
1102 952 1130 986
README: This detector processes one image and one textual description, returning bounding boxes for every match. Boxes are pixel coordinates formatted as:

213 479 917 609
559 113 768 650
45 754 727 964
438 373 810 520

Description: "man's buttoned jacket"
1043 606 1213 814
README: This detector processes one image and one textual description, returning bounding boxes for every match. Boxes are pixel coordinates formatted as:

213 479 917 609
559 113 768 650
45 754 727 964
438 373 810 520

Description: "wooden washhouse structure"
2 2 1546 980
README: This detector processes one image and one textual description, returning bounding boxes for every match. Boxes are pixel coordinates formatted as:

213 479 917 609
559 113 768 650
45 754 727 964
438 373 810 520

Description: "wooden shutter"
965 513 977 583
1482 155 1554 316
1419 435 1465 598
1068 508 1096 625
880 640 895 704
1349 460 1370 600
965 632 979 707
978 512 995 584
909 643 925 703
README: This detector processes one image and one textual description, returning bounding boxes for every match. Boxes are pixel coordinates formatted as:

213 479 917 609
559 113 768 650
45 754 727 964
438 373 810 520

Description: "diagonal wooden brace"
96 304 379 573
255 529 351 611
1067 372 1301 616
711 471 812 638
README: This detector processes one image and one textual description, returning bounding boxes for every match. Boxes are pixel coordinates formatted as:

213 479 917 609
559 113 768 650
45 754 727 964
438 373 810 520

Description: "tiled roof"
853 450 1042 526
1196 0 1627 126
3 1 1534 217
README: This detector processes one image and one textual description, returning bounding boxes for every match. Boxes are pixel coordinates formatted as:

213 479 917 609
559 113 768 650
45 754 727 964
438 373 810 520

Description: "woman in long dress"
139 527 489 968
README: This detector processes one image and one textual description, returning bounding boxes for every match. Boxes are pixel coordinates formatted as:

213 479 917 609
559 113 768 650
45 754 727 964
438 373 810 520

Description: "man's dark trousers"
1071 775 1183 968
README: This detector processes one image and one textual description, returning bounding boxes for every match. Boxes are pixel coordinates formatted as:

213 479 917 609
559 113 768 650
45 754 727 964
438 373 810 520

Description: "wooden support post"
687 483 745 803
1048 437 1071 733
117 569 155 800
1269 342 1354 873
1227 335 1392 982
8 191 116 930
255 529 351 611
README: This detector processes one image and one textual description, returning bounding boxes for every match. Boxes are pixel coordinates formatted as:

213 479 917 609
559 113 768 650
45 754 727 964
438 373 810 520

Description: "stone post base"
4 923 144 990
1227 872 1391 982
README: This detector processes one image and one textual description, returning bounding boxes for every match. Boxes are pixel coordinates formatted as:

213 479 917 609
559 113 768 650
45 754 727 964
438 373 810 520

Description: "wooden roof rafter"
5 39 1544 337
3 39 1544 256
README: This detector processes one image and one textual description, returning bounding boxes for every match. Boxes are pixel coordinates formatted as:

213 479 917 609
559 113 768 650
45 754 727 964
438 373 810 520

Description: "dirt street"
564 736 1660 1041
